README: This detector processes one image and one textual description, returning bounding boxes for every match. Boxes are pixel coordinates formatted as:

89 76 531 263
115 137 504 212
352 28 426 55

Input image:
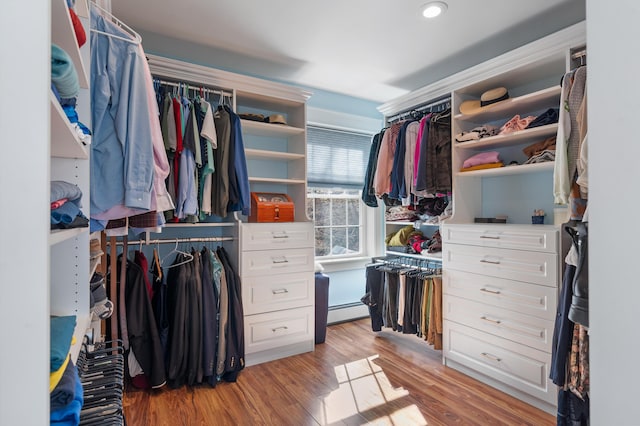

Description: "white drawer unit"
244 306 314 355
444 321 556 405
238 221 315 365
442 225 560 413
243 272 314 316
443 244 557 287
444 296 554 353
443 269 557 320
240 247 314 277
241 222 314 251
442 224 558 253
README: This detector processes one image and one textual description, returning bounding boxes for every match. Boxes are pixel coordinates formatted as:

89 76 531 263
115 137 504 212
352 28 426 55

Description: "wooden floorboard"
124 319 554 426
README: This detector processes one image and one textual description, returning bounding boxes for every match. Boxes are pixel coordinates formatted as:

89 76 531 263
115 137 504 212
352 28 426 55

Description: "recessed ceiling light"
422 1 448 19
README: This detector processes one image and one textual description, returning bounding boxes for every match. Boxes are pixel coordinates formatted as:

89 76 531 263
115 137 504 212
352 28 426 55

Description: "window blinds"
307 126 372 188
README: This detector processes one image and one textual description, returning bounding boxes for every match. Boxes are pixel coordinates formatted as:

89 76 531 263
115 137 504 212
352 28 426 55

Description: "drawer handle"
480 288 501 295
272 288 289 295
480 259 501 265
272 326 289 333
481 316 502 325
480 235 500 240
272 258 289 264
272 232 289 239
481 352 501 362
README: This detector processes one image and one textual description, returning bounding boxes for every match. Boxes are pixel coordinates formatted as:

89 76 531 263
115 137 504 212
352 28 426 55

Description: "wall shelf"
249 177 306 185
456 161 553 178
456 124 558 150
50 227 89 246
245 148 305 161
241 119 305 137
50 91 88 159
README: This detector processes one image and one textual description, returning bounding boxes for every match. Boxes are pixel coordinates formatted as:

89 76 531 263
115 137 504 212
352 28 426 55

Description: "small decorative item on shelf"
532 209 546 224
249 192 294 222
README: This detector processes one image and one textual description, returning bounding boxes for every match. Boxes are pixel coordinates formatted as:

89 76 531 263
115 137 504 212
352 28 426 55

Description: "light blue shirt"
90 9 154 215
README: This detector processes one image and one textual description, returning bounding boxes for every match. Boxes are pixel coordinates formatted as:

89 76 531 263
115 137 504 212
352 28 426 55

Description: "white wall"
0 1 50 424
588 1 640 423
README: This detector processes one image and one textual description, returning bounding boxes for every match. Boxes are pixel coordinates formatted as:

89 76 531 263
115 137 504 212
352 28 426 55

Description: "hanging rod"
372 254 442 271
386 97 451 124
153 78 233 97
571 48 587 59
110 236 234 246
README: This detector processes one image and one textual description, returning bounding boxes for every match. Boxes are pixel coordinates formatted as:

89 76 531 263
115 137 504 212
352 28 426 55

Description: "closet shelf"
248 177 306 185
74 0 89 18
456 161 554 178
241 119 305 137
386 221 415 226
245 148 305 161
456 124 558 150
51 0 89 89
50 227 89 246
50 91 88 159
454 86 561 123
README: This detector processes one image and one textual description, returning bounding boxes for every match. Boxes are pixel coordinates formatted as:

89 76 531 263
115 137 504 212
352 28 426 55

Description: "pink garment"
413 115 430 187
462 151 501 169
499 114 537 135
50 198 68 210
137 43 173 213
373 123 401 197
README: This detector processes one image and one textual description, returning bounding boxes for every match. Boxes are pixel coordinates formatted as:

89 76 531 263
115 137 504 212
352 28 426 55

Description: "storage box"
249 192 295 223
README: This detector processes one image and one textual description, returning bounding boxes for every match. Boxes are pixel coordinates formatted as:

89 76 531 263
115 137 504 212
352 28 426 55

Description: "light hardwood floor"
124 318 554 425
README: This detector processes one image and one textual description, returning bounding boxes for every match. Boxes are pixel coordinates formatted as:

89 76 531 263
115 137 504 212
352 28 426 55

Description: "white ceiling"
112 0 584 103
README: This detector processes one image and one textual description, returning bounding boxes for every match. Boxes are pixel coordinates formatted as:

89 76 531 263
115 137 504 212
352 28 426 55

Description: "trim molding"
328 304 369 325
378 21 586 117
147 54 312 103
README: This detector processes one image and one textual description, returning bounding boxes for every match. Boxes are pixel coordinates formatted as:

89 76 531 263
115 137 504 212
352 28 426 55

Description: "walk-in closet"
1 1 636 425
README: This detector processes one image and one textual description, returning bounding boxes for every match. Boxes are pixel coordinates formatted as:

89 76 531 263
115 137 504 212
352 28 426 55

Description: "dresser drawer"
244 306 314 354
444 321 555 405
241 247 314 277
241 222 314 251
443 244 558 287
442 224 557 253
243 272 314 315
443 270 557 320
444 295 554 353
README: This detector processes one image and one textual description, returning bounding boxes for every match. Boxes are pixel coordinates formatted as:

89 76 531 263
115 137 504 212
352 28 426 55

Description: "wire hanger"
161 239 194 268
90 2 142 44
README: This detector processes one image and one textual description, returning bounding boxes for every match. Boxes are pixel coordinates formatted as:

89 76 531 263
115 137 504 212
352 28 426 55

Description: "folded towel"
50 181 82 206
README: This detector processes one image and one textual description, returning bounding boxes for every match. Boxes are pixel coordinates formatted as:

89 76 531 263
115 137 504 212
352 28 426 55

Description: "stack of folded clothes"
498 114 537 135
385 205 419 222
51 181 89 230
460 151 503 172
50 315 84 426
455 125 500 142
523 135 557 164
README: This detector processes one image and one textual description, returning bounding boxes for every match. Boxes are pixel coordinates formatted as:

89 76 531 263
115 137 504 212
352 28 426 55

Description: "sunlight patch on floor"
320 355 427 425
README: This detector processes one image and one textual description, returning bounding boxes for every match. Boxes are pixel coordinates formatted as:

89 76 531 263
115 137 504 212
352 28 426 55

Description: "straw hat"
459 87 509 115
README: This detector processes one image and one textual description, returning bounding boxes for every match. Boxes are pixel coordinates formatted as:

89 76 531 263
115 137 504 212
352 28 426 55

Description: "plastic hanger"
89 1 142 44
161 239 194 268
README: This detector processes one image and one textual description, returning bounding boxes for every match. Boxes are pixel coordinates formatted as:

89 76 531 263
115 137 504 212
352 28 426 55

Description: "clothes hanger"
89 2 142 44
161 239 194 268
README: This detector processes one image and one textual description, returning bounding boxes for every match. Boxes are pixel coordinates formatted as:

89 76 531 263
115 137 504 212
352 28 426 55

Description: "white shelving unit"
147 54 315 366
50 0 92 369
377 22 586 415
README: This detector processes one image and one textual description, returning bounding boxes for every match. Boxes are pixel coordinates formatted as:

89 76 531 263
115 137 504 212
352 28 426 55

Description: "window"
306 126 373 259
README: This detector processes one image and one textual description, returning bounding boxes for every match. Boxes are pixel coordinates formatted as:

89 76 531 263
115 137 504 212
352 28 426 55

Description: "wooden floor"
124 319 554 426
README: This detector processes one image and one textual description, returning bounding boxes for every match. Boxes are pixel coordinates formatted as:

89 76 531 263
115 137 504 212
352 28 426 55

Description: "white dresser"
442 224 560 412
239 222 315 366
